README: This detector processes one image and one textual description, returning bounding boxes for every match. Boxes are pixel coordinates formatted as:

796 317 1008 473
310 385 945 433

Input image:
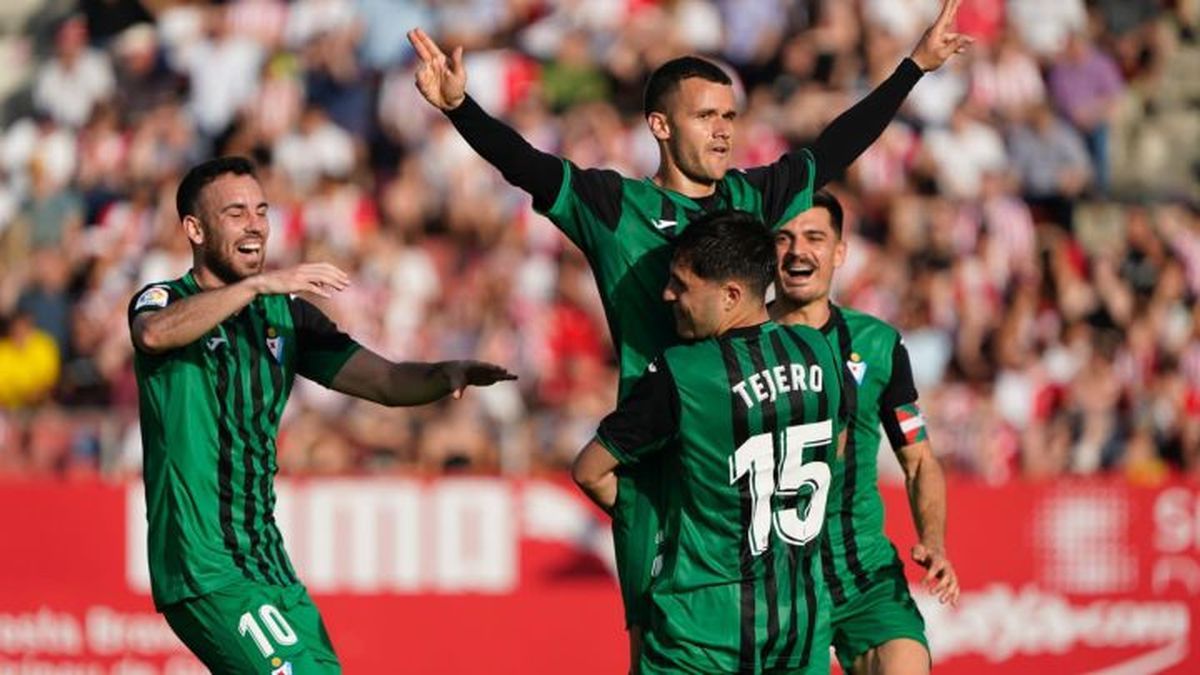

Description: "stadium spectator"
32 16 115 129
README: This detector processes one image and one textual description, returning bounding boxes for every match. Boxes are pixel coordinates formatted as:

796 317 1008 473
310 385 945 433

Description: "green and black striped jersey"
597 321 845 672
543 156 816 398
819 305 927 606
128 271 361 609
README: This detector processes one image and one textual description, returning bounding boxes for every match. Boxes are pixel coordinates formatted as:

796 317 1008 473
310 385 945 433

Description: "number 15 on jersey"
729 420 833 556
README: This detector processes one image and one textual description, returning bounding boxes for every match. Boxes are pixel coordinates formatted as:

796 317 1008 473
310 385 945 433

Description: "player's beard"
202 236 262 285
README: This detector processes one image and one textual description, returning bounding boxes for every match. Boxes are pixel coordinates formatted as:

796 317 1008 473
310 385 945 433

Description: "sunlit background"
0 0 1197 672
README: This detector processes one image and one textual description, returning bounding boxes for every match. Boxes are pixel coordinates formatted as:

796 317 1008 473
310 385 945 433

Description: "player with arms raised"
129 156 515 674
771 191 959 675
574 211 846 673
408 1 969 659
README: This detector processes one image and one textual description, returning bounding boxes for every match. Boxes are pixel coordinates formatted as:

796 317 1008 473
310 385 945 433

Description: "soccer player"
128 156 516 674
408 0 969 655
573 210 846 674
770 190 959 675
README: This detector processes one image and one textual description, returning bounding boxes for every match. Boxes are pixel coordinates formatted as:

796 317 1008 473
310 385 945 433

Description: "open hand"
407 28 467 111
912 543 960 605
909 0 973 71
442 360 518 399
252 263 350 299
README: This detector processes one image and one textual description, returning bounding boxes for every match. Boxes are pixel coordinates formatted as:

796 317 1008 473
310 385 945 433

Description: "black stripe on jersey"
256 304 298 585
763 329 801 662
227 319 278 585
784 325 847 604
832 309 872 594
745 337 781 666
237 312 286 586
719 339 757 674
215 329 254 581
775 329 824 668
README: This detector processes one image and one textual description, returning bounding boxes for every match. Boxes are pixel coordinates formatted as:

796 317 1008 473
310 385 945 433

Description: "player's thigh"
162 581 341 675
851 638 930 675
831 567 927 674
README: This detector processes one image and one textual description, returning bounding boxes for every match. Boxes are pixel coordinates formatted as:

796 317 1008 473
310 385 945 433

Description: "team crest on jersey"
134 286 170 310
846 352 867 386
269 659 292 675
266 327 284 364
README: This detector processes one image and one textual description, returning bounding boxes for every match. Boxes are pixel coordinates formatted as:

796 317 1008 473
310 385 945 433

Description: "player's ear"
647 111 671 142
833 239 847 269
723 281 742 310
183 215 205 246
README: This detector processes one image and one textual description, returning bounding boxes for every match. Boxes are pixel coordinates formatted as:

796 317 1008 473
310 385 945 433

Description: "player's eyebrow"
220 201 269 212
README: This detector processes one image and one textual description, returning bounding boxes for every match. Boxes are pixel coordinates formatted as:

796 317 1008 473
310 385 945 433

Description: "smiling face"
650 77 737 186
185 173 270 284
774 206 845 308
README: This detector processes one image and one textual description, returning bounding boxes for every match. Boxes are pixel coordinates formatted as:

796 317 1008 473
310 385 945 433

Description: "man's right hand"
407 28 467 111
250 263 350 298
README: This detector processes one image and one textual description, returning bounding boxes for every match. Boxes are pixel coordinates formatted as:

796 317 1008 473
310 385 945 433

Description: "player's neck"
652 162 717 199
191 261 235 292
717 304 770 337
769 297 832 329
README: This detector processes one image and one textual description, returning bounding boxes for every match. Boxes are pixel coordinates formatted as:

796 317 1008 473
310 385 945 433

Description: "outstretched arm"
811 0 972 186
130 264 349 354
330 349 517 406
407 28 563 210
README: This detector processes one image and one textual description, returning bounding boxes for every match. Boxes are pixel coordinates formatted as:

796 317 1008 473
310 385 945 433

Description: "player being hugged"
573 210 848 674
406 0 969 663
129 156 516 674
771 190 959 675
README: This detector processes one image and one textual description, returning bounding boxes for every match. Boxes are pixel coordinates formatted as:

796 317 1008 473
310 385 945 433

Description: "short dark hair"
811 190 844 238
643 56 732 117
176 156 258 221
671 210 775 299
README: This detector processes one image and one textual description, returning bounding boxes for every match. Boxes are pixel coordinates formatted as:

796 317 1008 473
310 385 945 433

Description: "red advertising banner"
0 477 1197 673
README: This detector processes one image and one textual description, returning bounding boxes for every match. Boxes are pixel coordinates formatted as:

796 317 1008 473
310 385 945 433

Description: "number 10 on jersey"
729 420 833 556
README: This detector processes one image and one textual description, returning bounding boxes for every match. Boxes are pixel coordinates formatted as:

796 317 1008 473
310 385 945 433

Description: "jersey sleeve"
878 335 928 449
127 283 182 354
595 356 680 465
289 298 362 387
541 160 624 254
740 148 817 228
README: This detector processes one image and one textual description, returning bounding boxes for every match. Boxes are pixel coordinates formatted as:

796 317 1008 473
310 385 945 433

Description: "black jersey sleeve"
444 95 565 212
596 356 680 464
809 58 923 187
878 335 926 449
289 297 362 387
127 283 180 327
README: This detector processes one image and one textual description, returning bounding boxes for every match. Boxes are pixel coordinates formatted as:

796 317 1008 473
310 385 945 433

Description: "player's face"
192 173 270 283
774 207 845 307
663 258 726 340
661 78 737 184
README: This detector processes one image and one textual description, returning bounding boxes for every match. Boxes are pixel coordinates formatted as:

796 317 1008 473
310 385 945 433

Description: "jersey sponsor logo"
206 335 228 351
846 352 867 386
266 327 284 364
731 363 823 410
895 402 927 444
651 218 677 231
133 286 170 311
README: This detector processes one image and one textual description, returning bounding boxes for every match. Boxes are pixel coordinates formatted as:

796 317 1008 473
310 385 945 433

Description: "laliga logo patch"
134 286 170 310
266 326 284 364
846 352 867 386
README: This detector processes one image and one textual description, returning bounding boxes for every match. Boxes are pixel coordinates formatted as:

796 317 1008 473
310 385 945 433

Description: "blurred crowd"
0 0 1197 484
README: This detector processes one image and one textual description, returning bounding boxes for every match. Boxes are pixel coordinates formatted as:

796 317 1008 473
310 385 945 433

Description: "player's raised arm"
130 263 350 354
748 0 972 208
406 27 564 211
330 350 517 406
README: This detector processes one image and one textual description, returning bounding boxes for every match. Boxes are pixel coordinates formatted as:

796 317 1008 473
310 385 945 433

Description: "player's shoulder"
129 276 189 313
838 306 900 341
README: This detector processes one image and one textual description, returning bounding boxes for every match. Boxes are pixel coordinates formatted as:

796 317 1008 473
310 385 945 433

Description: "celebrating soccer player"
408 0 969 662
770 190 959 675
128 156 516 674
573 211 846 674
